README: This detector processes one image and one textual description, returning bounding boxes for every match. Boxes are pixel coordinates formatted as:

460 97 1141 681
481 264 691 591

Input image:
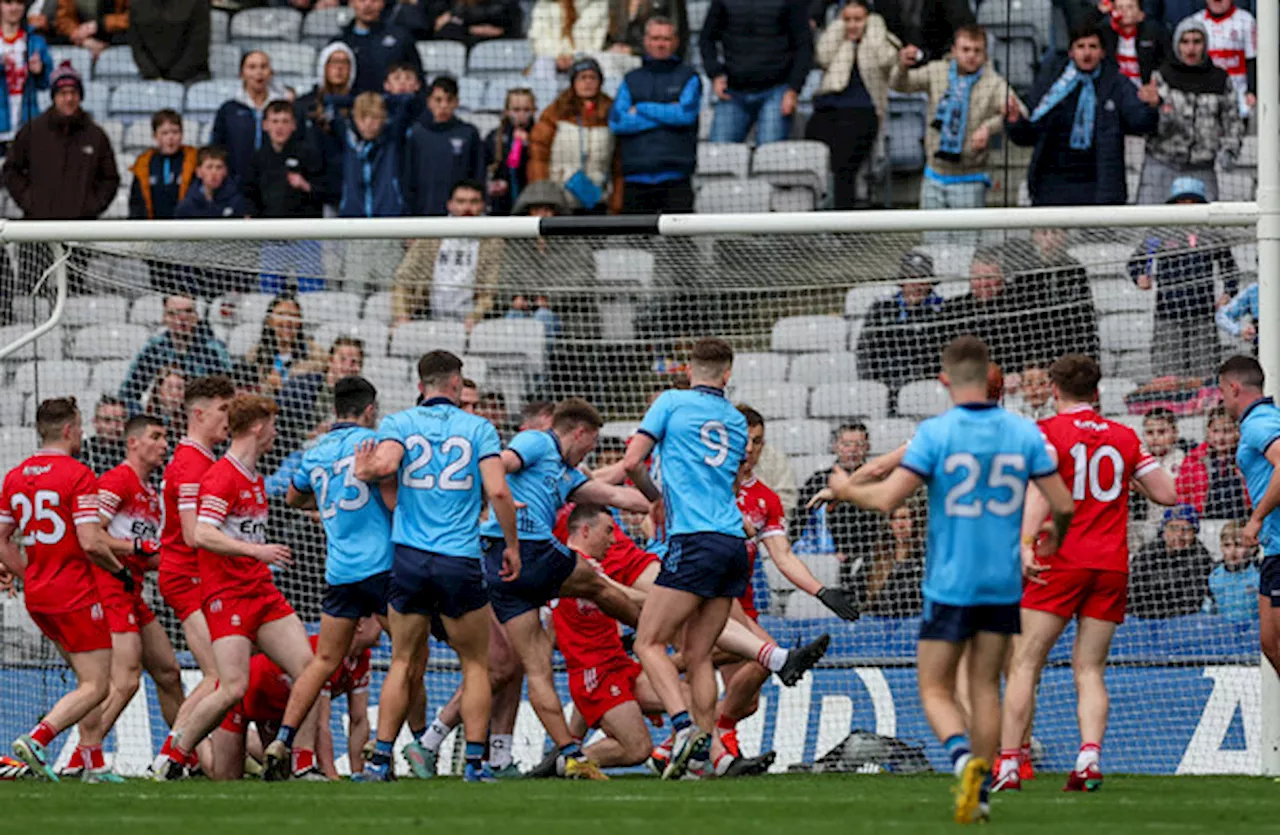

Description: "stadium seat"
94 46 140 82
896 379 949 417
991 33 1038 92
1219 169 1256 202
600 420 638 441
229 7 304 45
1200 518 1227 562
49 46 92 84
129 294 167 327
770 315 847 354
843 284 891 319
479 74 529 112
70 325 150 360
468 39 533 76
797 552 840 589
90 359 132 395
209 43 243 79
785 593 835 619
1238 135 1258 168
226 323 259 358
977 0 1052 49
362 362 411 403
750 140 828 200
82 81 110 120
417 41 468 79
122 120 154 152
867 417 916 454
362 291 393 323
302 6 355 47
1067 243 1137 280
1097 376 1137 415
222 292 276 328
63 295 130 327
263 43 317 79
885 93 926 172
809 381 890 420
458 76 487 112
729 352 789 388
186 79 242 117
312 320 391 357
769 187 816 212
468 112 501 138
361 356 411 383
594 248 655 285
770 419 831 456
13 360 90 396
791 453 834 480
468 318 546 373
212 8 230 43
1178 414 1207 446
99 118 125 152
389 320 468 359
0 427 31 463
298 291 364 324
695 143 750 186
1099 313 1154 378
0 393 22 427
695 180 773 213
0 325 63 361
789 352 858 386
733 382 808 421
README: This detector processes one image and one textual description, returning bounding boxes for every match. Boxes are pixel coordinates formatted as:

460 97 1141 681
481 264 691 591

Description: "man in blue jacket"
119 294 232 413
338 0 422 95
609 17 700 214
405 76 485 217
0 0 50 148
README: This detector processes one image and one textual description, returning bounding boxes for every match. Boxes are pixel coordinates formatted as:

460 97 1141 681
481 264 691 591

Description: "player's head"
1161 504 1199 552
1048 354 1100 408
334 375 379 428
227 394 279 453
688 337 734 389
833 421 869 469
460 378 480 414
1219 520 1256 568
552 398 603 467
520 400 555 432
1142 407 1178 457
1205 404 1239 457
184 374 235 444
737 404 765 472
350 616 383 655
1217 355 1265 421
35 396 82 455
939 335 991 400
418 350 464 402
125 414 169 470
565 503 614 560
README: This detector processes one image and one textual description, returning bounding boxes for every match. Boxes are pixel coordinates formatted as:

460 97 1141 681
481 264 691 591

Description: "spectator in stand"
484 87 536 216
806 0 895 211
119 294 231 412
529 57 623 213
1095 0 1168 87
211 50 292 182
128 0 209 83
941 246 1030 374
866 0 973 64
127 109 196 220
431 0 524 47
79 394 126 474
1206 520 1259 623
1217 281 1258 348
863 500 924 617
605 0 688 60
1129 177 1237 378
699 0 813 145
277 335 364 451
176 145 247 220
0 0 50 148
55 0 126 58
295 43 357 217
243 100 327 219
1130 406 1187 526
144 364 185 438
25 0 53 39
855 250 945 398
528 0 609 79
337 90 414 218
1006 227 1100 362
1012 360 1055 420
338 0 422 95
1006 24 1159 206
391 179 503 326
501 180 593 289
1176 405 1250 519
406 75 485 217
245 291 322 396
1129 503 1212 618
608 17 699 215
1193 0 1255 117
1138 16 1241 204
890 23 1013 211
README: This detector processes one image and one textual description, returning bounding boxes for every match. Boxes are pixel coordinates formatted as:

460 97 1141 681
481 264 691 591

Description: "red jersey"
196 454 271 598
96 462 161 584
161 439 217 579
553 504 656 586
552 558 628 673
313 634 372 699
239 638 371 725
736 476 786 618
1196 6 1256 93
0 450 101 614
1039 406 1158 573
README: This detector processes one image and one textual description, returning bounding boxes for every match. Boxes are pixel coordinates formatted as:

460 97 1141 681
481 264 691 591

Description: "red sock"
78 745 105 770
30 721 57 748
1081 742 1101 755
716 715 738 732
159 734 176 759
183 747 200 768
999 748 1021 763
1019 743 1031 762
292 749 315 773
66 747 85 770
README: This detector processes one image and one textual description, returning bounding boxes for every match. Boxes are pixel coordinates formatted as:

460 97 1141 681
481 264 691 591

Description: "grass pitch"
2 773 1275 833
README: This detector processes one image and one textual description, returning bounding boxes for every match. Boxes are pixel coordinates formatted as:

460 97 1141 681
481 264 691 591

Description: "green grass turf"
2 774 1276 833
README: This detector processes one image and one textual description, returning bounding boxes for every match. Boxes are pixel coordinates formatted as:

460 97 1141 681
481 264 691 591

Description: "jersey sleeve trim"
0 511 13 525
899 463 928 479
1262 433 1280 457
377 437 406 449
635 428 659 442
1031 467 1058 479
759 527 786 540
477 451 500 462
1134 459 1161 478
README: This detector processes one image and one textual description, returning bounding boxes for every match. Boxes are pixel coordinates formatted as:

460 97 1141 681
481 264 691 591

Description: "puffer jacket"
1146 17 1242 168
528 0 609 57
528 90 623 213
813 11 897 124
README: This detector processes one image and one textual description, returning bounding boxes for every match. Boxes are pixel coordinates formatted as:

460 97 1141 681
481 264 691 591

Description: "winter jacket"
2 106 119 219
1175 441 1249 518
875 0 974 64
605 0 689 59
1006 246 1101 362
243 134 326 219
855 289 946 392
1129 537 1211 618
939 286 1038 373
175 175 247 219
295 42 358 210
529 91 623 213
483 122 531 216
433 0 524 44
391 237 505 324
56 0 129 43
128 146 197 219
1096 12 1169 84
698 0 813 93
528 0 609 58
0 27 50 138
336 93 414 218
813 12 896 125
1127 227 1237 321
127 0 210 83
337 17 422 95
1146 17 1242 169
1007 56 1158 206
210 81 292 181
119 324 232 412
608 56 700 183
405 115 485 217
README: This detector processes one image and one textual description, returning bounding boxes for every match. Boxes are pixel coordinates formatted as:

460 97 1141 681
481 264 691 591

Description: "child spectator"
176 145 245 219
406 75 485 216
337 90 413 218
128 109 197 219
1176 405 1250 519
1206 520 1259 623
1129 503 1212 618
0 0 51 147
1216 281 1258 347
1014 360 1054 420
485 87 536 216
243 100 326 219
1131 406 1186 525
384 61 421 96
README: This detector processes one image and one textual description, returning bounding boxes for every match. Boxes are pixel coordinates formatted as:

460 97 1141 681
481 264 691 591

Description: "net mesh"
0 217 1265 776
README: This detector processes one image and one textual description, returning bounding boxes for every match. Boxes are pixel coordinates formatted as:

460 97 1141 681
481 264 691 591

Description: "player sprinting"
0 397 132 781
810 336 1074 823
153 395 321 781
153 374 235 774
62 415 188 779
352 350 521 783
997 355 1176 793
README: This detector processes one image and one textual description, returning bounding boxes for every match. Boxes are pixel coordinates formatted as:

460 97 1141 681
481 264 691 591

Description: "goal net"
0 215 1265 776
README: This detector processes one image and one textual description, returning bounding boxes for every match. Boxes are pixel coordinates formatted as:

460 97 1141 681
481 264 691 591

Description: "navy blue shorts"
1260 555 1280 606
388 545 489 620
483 538 576 624
919 600 1021 642
321 571 391 620
655 533 749 600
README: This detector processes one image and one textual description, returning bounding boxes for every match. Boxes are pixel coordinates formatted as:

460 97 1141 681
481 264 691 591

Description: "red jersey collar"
1206 5 1237 23
226 452 257 480
179 437 217 461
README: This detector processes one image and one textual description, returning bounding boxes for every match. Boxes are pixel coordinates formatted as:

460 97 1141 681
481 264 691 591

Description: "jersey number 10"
1068 443 1124 502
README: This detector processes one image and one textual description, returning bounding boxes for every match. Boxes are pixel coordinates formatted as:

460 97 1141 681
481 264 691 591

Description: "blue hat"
1167 177 1208 204
569 56 603 83
1162 503 1200 532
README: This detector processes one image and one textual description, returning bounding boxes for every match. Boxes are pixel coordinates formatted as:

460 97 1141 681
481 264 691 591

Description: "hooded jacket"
127 0 210 82
210 80 293 181
296 42 357 209
2 105 119 219
1147 17 1242 169
405 114 485 216
0 24 50 137
128 145 198 219
338 16 422 94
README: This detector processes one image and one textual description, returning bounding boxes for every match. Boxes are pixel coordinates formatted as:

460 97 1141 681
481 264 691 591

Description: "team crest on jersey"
609 684 621 697
90 604 103 621
231 615 241 627
209 598 222 613
254 488 266 503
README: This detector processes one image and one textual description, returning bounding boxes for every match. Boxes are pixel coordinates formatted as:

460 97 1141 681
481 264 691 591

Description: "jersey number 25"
943 453 1027 518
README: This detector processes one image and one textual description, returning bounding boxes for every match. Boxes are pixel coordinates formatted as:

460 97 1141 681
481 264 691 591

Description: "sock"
671 711 692 732
1076 742 1100 771
756 643 789 673
277 725 297 749
1019 742 1031 763
716 715 740 757
465 741 485 770
159 733 176 760
66 747 84 770
979 772 992 805
291 749 315 773
489 734 514 769
30 721 56 748
410 724 427 743
78 744 105 771
372 739 394 767
943 734 971 777
714 752 735 776
559 741 583 759
997 749 1020 778
182 747 200 768
652 734 674 761
421 715 455 753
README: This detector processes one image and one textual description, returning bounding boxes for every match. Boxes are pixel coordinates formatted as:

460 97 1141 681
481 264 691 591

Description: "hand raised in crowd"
713 75 730 101
1136 274 1153 291
898 45 920 70
1137 80 1161 107
1005 94 1022 123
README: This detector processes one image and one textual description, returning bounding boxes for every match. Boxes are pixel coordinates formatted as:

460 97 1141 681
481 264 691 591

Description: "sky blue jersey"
377 397 502 559
638 386 747 538
901 403 1056 607
1238 397 1280 556
480 429 588 541
293 423 394 586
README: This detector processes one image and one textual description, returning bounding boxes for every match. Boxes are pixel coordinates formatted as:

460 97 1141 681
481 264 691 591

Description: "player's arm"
347 688 370 775
808 466 922 514
1031 472 1074 553
285 483 317 510
1134 466 1177 507
97 492 161 566
194 485 292 567
621 433 660 502
315 693 338 780
570 479 651 514
352 438 404 482
0 519 25 581
850 444 908 485
589 459 629 484
757 534 858 620
480 456 521 581
1243 440 1280 549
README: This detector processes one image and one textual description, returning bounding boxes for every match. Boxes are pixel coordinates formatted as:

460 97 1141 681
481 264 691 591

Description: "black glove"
113 568 135 594
133 537 160 558
817 587 859 621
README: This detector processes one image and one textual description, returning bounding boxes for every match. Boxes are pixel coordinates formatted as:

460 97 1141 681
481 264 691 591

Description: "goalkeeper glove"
817 587 859 621
133 538 161 558
112 568 135 594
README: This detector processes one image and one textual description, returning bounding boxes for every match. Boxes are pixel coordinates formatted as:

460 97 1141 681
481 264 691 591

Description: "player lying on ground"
0 397 135 782
810 336 1074 824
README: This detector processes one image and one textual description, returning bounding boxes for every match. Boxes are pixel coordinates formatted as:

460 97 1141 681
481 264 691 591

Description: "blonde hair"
1221 520 1244 544
353 91 387 122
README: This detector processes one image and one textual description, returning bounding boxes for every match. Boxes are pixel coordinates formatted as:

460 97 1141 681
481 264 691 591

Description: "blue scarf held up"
1030 62 1100 151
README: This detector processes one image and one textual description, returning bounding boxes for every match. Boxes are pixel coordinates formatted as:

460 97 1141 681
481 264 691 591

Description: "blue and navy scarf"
893 289 943 322
1030 62 1101 150
934 61 981 161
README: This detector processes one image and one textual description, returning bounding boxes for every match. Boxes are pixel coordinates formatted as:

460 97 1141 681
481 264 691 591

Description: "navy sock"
372 739 394 767
559 741 583 759
979 772 992 804
671 711 692 732
276 725 297 749
943 734 971 770
465 741 485 769
410 725 426 743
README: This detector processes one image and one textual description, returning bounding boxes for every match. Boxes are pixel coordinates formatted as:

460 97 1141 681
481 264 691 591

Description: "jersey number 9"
700 420 730 467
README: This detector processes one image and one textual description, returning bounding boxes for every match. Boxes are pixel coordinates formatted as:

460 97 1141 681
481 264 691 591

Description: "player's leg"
634 585 702 720
996 608 1068 790
713 614 829 686
140 619 185 728
441 605 495 782
363 607 431 780
959 630 1009 822
166 636 253 770
683 595 733 731
1067 616 1119 791
208 728 246 782
257 613 321 778
74 631 147 781
13 643 111 782
561 556 641 627
501 609 578 753
488 672 523 777
587 700 653 768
